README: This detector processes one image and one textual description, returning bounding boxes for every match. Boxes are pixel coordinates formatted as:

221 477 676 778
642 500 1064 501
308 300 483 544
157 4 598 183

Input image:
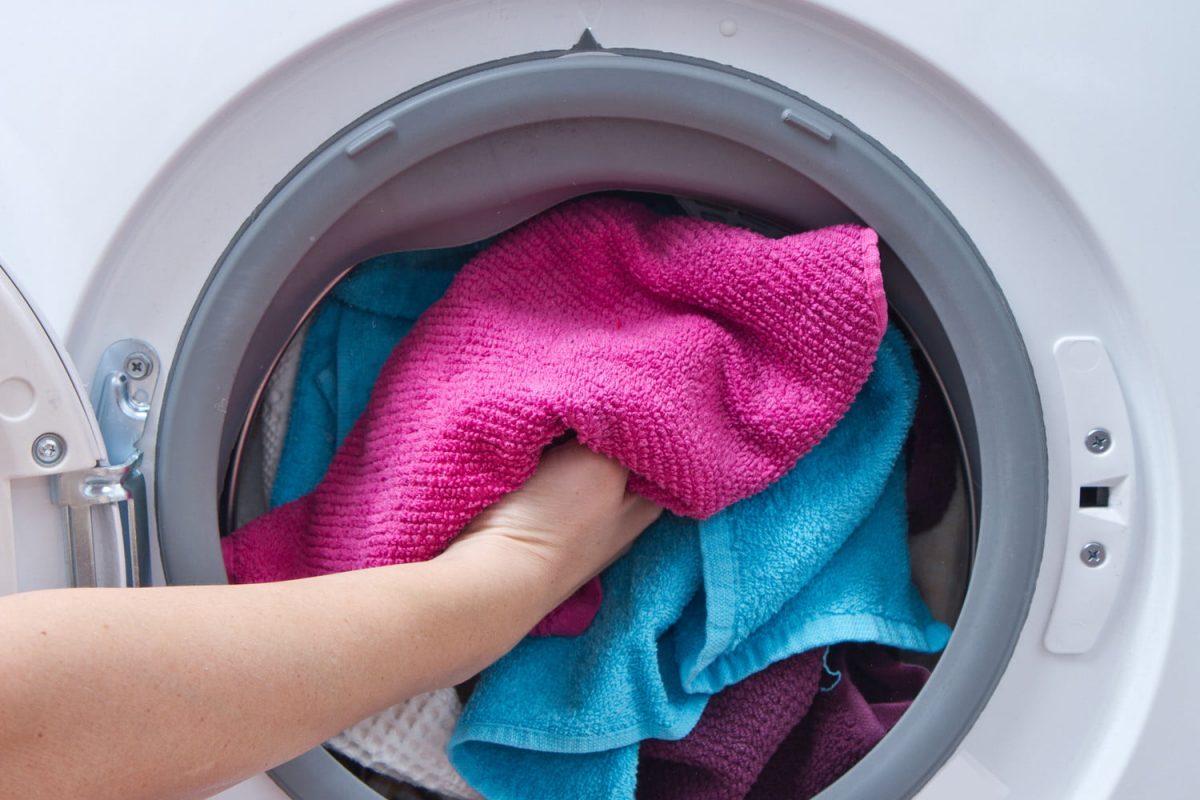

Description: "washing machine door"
0 264 157 595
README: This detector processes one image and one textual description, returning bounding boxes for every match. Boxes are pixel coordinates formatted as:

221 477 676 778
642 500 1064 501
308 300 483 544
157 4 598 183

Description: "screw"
32 433 65 466
1085 428 1111 454
124 352 152 379
1080 542 1107 567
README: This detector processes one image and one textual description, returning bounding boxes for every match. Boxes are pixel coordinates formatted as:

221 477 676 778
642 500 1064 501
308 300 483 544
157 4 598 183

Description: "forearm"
0 555 551 800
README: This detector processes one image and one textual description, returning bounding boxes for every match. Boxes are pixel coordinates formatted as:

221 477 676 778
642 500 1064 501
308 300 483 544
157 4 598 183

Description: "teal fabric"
448 327 950 800
270 245 486 508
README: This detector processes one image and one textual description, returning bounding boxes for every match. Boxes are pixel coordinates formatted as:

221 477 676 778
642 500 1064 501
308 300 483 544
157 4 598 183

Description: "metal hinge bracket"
52 340 159 588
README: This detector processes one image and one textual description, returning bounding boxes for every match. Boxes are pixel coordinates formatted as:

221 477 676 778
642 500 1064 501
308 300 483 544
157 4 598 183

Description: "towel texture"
638 646 929 800
447 328 951 800
223 197 888 637
637 649 825 800
262 245 484 799
329 691 483 800
746 646 930 799
270 244 484 509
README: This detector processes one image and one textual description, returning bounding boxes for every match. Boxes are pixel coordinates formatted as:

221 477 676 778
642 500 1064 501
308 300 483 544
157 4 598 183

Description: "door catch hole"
1079 486 1110 508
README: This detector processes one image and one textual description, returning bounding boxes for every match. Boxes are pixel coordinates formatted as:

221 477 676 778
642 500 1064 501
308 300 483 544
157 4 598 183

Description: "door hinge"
53 340 159 588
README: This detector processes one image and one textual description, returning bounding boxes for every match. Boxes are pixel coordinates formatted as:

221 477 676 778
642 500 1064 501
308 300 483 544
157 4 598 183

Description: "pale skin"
0 442 661 800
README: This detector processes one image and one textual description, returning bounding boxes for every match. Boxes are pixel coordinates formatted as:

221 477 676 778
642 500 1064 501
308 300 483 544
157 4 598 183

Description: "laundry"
222 196 890 637
905 351 959 536
637 645 929 800
270 244 486 509
637 649 826 800
240 200 930 799
906 469 971 627
227 322 310 528
749 646 931 798
261 246 485 800
328 690 484 800
256 318 309 512
246 203 887 798
447 328 951 800
902 351 971 626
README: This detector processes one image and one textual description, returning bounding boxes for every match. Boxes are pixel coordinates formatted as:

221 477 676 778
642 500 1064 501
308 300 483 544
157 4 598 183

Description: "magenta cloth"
222 197 887 635
638 646 929 800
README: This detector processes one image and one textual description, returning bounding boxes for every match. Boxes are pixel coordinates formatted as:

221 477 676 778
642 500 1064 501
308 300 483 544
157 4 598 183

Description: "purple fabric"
905 353 958 535
638 651 823 800
637 646 929 800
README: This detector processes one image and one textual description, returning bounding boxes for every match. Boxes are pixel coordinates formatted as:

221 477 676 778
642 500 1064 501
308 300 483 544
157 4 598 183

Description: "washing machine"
1 1 1196 798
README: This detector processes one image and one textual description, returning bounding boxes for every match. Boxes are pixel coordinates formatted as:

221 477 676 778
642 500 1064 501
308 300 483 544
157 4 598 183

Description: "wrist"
434 536 569 616
432 542 576 647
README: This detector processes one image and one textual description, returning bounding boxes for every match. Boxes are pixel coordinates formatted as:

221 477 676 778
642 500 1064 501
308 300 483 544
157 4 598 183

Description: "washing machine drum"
156 48 1045 799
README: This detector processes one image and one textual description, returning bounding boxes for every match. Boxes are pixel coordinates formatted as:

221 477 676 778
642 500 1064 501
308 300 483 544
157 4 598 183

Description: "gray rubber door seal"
157 48 1045 800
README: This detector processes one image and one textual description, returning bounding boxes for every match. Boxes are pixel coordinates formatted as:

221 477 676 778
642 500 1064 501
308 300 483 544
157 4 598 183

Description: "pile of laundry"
226 197 954 800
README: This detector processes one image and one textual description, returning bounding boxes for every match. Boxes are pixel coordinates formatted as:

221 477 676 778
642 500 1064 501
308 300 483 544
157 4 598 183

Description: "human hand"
442 440 662 611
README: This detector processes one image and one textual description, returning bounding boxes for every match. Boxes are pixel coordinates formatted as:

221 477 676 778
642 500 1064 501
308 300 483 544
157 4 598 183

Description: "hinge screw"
32 433 66 466
1084 428 1111 454
123 353 152 379
1080 542 1107 567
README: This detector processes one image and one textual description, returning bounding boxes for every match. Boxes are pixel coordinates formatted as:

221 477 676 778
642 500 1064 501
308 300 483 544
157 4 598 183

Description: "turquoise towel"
447 326 951 800
270 244 486 508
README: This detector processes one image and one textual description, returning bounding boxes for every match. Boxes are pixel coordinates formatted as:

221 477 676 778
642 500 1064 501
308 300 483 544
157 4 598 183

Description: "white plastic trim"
0 267 103 595
1044 337 1135 654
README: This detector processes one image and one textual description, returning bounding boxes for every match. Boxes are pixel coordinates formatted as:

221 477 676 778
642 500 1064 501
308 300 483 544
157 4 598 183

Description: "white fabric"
260 320 308 502
329 690 483 800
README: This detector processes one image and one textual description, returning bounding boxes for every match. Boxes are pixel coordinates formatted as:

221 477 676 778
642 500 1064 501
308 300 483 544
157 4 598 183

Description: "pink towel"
223 198 887 635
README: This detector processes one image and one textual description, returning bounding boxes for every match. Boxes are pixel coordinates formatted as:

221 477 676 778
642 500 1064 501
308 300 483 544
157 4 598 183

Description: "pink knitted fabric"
223 198 887 635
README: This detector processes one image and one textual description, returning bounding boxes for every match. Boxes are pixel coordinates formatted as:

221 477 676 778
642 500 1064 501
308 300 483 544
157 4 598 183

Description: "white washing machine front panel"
0 2 1195 798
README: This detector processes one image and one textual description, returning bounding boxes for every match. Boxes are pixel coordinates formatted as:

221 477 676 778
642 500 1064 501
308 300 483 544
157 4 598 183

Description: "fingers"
589 498 662 576
536 440 630 496
624 495 663 529
553 440 628 476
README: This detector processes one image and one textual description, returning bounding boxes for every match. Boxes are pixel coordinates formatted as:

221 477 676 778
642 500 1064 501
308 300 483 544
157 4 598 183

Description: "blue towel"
447 326 951 800
270 244 486 508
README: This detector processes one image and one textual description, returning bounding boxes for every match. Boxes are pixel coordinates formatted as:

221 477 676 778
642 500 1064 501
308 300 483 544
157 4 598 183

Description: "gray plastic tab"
781 108 835 142
344 121 397 157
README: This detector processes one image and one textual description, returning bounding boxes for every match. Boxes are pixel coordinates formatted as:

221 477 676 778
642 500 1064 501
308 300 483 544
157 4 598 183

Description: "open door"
0 264 155 594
